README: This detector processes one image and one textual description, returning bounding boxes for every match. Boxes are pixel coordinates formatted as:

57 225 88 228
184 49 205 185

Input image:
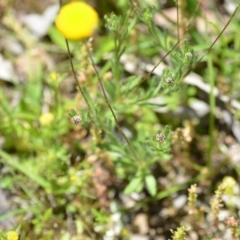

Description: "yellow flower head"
49 72 59 81
6 231 19 240
39 112 54 126
55 1 99 40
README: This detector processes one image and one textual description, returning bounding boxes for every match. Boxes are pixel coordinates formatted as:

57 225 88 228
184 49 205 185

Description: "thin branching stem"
64 40 92 111
196 3 240 65
149 38 182 77
133 38 183 90
180 3 240 81
84 42 139 161
59 0 92 111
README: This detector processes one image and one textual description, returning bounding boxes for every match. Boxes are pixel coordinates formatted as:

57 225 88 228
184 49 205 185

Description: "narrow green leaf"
0 150 52 190
127 16 138 33
69 108 78 117
43 208 53 221
145 175 157 196
82 87 96 114
124 177 144 195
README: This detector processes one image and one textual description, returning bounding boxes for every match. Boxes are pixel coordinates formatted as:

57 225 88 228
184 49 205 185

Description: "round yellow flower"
39 112 54 126
6 231 19 240
55 1 99 40
49 72 59 81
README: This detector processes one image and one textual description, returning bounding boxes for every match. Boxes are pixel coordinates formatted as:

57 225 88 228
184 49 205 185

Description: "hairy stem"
64 40 92 111
85 42 139 161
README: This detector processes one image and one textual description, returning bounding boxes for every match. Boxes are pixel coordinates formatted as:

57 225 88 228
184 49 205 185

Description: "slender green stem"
133 38 182 90
64 40 93 111
207 54 215 168
58 0 93 112
149 38 182 77
178 3 240 84
85 43 139 161
176 0 180 42
195 3 240 67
